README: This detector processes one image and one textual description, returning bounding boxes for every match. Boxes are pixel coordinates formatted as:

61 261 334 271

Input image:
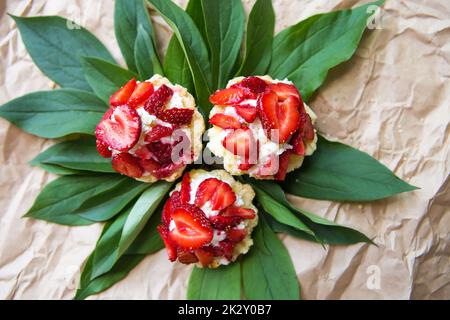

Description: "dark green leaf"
36 163 82 175
201 0 245 89
24 174 128 225
30 137 114 173
148 0 212 115
80 56 137 103
134 25 163 79
266 213 316 242
188 263 241 300
237 0 275 76
268 0 384 101
0 89 106 138
125 208 164 255
242 215 300 300
11 15 114 91
284 135 417 201
114 0 160 73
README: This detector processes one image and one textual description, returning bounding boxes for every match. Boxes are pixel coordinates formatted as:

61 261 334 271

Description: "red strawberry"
134 145 152 160
144 84 173 114
275 151 291 181
147 141 173 165
144 125 173 143
234 76 268 98
152 162 183 179
222 127 256 159
238 161 254 171
209 113 241 129
109 78 137 107
169 205 213 250
194 248 214 267
209 86 246 105
162 191 181 226
157 225 177 261
215 240 234 260
180 172 191 203
303 114 315 141
96 105 141 152
257 154 279 177
111 153 143 178
139 157 161 172
96 139 112 158
177 249 199 264
268 82 300 101
258 91 300 144
291 131 306 156
234 105 257 123
209 215 241 230
127 81 154 108
157 108 194 125
195 178 236 211
101 107 116 121
227 228 247 243
222 206 256 219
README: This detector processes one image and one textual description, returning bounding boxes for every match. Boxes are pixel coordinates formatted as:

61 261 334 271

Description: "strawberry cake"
157 169 258 268
95 74 204 183
207 75 317 180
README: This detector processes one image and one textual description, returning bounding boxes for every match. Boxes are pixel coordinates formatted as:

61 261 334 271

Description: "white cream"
210 230 227 246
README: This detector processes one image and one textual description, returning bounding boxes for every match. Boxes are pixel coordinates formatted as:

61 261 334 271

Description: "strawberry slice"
180 172 191 203
109 78 137 107
209 86 246 105
144 84 173 114
258 91 300 144
291 131 306 156
209 215 241 230
303 114 315 141
222 127 256 160
111 153 143 178
169 205 213 250
268 83 300 101
194 248 214 267
238 161 254 171
209 113 241 129
215 240 234 260
152 162 183 179
194 178 236 211
157 108 194 125
144 125 173 143
177 249 199 264
96 105 141 152
96 139 112 158
101 107 116 121
147 141 173 165
157 225 177 261
162 190 181 226
234 105 258 123
139 157 161 172
222 205 256 219
275 151 291 181
227 228 247 243
234 76 268 98
134 145 152 160
127 81 154 108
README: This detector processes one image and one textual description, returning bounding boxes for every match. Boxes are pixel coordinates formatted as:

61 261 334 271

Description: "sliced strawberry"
162 191 181 226
147 141 173 165
157 108 194 125
139 157 161 172
234 105 257 123
180 172 191 203
96 139 112 158
157 225 177 261
222 127 256 160
101 107 116 121
153 162 183 179
209 113 241 129
96 105 141 151
144 84 173 114
209 215 241 230
234 76 268 98
194 178 236 210
303 114 315 141
134 145 152 160
275 151 291 181
215 240 234 260
209 86 246 105
238 161 254 171
109 78 137 107
291 131 306 156
169 205 213 250
194 248 214 267
227 228 247 243
268 82 300 101
222 205 256 219
127 81 154 108
111 153 143 178
177 249 199 264
145 125 173 143
257 154 279 177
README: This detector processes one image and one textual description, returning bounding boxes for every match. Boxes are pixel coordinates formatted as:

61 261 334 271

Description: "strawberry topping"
222 205 256 219
157 226 177 261
233 76 268 98
127 81 154 108
209 113 241 129
209 215 241 230
274 151 291 181
194 178 236 211
194 248 214 267
144 125 173 143
144 84 173 114
162 191 181 226
96 139 112 158
180 172 191 203
157 108 194 125
234 105 258 123
111 153 143 178
209 86 246 105
222 127 256 160
177 249 199 264
109 78 137 107
267 82 300 101
227 228 247 243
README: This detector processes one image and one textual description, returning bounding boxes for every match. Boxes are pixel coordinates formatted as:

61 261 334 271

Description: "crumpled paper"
0 0 449 299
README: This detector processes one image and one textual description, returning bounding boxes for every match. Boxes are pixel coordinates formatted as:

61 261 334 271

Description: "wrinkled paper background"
0 0 449 299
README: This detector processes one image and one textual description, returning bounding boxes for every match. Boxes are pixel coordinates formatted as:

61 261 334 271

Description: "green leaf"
24 174 128 226
30 137 114 173
114 0 160 73
188 263 241 300
36 163 82 175
201 0 245 89
0 89 106 138
80 56 138 104
134 25 163 79
11 15 114 91
284 135 417 201
242 215 300 300
118 181 172 256
268 0 384 101
148 0 212 115
125 208 164 255
237 0 275 76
